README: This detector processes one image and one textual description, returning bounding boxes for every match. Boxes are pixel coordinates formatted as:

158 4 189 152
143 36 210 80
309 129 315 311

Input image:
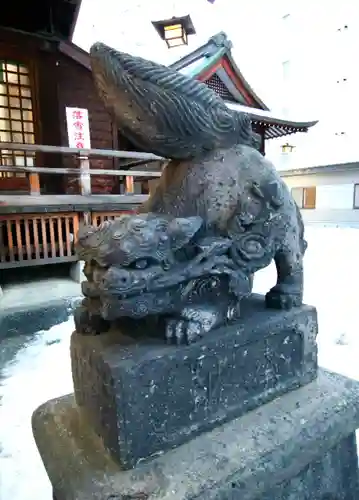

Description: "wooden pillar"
79 155 91 225
79 155 91 196
259 125 266 156
125 175 134 195
29 173 40 195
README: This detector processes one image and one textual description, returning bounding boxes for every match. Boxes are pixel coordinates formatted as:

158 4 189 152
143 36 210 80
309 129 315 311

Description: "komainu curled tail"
89 42 255 159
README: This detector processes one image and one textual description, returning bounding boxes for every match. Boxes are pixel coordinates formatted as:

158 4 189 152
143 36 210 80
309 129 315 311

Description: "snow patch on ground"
0 318 74 500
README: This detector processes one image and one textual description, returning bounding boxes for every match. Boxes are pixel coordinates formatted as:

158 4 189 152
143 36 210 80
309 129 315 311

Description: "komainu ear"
77 222 97 241
168 216 203 251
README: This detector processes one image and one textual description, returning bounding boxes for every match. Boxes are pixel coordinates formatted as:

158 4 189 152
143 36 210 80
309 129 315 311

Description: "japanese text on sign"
65 107 91 149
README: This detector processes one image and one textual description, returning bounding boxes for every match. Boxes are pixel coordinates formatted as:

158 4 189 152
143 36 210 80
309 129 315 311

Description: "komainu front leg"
265 248 304 310
165 300 240 345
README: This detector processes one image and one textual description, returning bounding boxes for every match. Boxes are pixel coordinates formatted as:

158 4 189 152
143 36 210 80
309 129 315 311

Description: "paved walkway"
0 278 81 314
0 264 83 340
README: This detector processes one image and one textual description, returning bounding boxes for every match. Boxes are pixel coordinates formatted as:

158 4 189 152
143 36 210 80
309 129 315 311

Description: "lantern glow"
281 143 295 154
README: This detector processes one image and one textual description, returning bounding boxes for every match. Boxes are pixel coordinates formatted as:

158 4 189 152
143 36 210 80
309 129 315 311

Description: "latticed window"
205 74 237 102
0 60 35 178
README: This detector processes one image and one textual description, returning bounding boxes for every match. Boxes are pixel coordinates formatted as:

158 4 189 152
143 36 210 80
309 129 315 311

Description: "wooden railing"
0 143 164 269
91 211 135 226
0 142 165 195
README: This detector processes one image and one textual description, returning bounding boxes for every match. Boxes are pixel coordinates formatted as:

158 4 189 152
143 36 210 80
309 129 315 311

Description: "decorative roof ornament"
209 31 233 50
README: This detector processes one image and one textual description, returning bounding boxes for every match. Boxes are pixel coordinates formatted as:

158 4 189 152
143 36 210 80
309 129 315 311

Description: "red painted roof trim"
220 57 256 106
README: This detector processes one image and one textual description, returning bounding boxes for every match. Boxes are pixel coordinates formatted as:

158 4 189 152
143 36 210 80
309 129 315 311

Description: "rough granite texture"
261 433 359 499
71 295 318 469
32 369 359 500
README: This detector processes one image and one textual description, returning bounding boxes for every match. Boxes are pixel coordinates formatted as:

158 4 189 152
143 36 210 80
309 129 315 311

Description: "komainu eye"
129 257 160 269
134 259 148 269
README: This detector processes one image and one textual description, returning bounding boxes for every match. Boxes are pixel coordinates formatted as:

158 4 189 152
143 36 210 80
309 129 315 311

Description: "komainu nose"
102 267 132 290
117 271 131 286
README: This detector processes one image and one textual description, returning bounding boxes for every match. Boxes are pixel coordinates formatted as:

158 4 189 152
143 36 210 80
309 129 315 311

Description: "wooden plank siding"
0 208 138 269
0 27 120 195
56 52 118 195
91 210 135 227
0 212 79 268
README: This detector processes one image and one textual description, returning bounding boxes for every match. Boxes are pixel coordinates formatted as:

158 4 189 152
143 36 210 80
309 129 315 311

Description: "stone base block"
71 295 318 469
32 370 359 500
69 260 85 284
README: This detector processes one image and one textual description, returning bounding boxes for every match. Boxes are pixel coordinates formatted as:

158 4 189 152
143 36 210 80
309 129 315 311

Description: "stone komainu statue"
75 42 307 344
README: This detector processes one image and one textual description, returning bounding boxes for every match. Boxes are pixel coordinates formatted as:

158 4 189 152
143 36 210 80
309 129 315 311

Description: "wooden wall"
0 28 119 195
55 51 118 194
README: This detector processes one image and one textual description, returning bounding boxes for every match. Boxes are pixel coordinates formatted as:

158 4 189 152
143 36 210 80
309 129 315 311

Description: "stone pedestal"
71 296 318 469
33 370 359 500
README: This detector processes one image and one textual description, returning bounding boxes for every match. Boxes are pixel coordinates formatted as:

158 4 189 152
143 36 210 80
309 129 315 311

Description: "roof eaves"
58 40 91 70
250 114 318 130
225 101 318 130
279 162 359 177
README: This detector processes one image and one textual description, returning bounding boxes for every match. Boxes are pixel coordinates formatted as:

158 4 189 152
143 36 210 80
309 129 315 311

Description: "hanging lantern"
152 15 196 49
164 23 187 47
281 142 295 154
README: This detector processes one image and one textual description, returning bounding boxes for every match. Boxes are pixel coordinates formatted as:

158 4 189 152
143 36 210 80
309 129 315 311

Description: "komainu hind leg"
265 247 304 310
266 201 307 310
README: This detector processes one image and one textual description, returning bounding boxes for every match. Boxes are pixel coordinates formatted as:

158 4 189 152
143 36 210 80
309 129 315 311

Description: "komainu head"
77 212 203 269
76 213 250 320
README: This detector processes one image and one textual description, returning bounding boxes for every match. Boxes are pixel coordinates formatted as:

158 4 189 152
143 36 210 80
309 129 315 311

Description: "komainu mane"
74 42 307 344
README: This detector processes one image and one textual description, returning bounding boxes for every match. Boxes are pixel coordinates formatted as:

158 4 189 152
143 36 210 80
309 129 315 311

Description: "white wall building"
265 0 359 170
263 0 359 225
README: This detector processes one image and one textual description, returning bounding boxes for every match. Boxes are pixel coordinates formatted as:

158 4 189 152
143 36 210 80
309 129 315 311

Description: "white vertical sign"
65 107 92 197
65 107 91 149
